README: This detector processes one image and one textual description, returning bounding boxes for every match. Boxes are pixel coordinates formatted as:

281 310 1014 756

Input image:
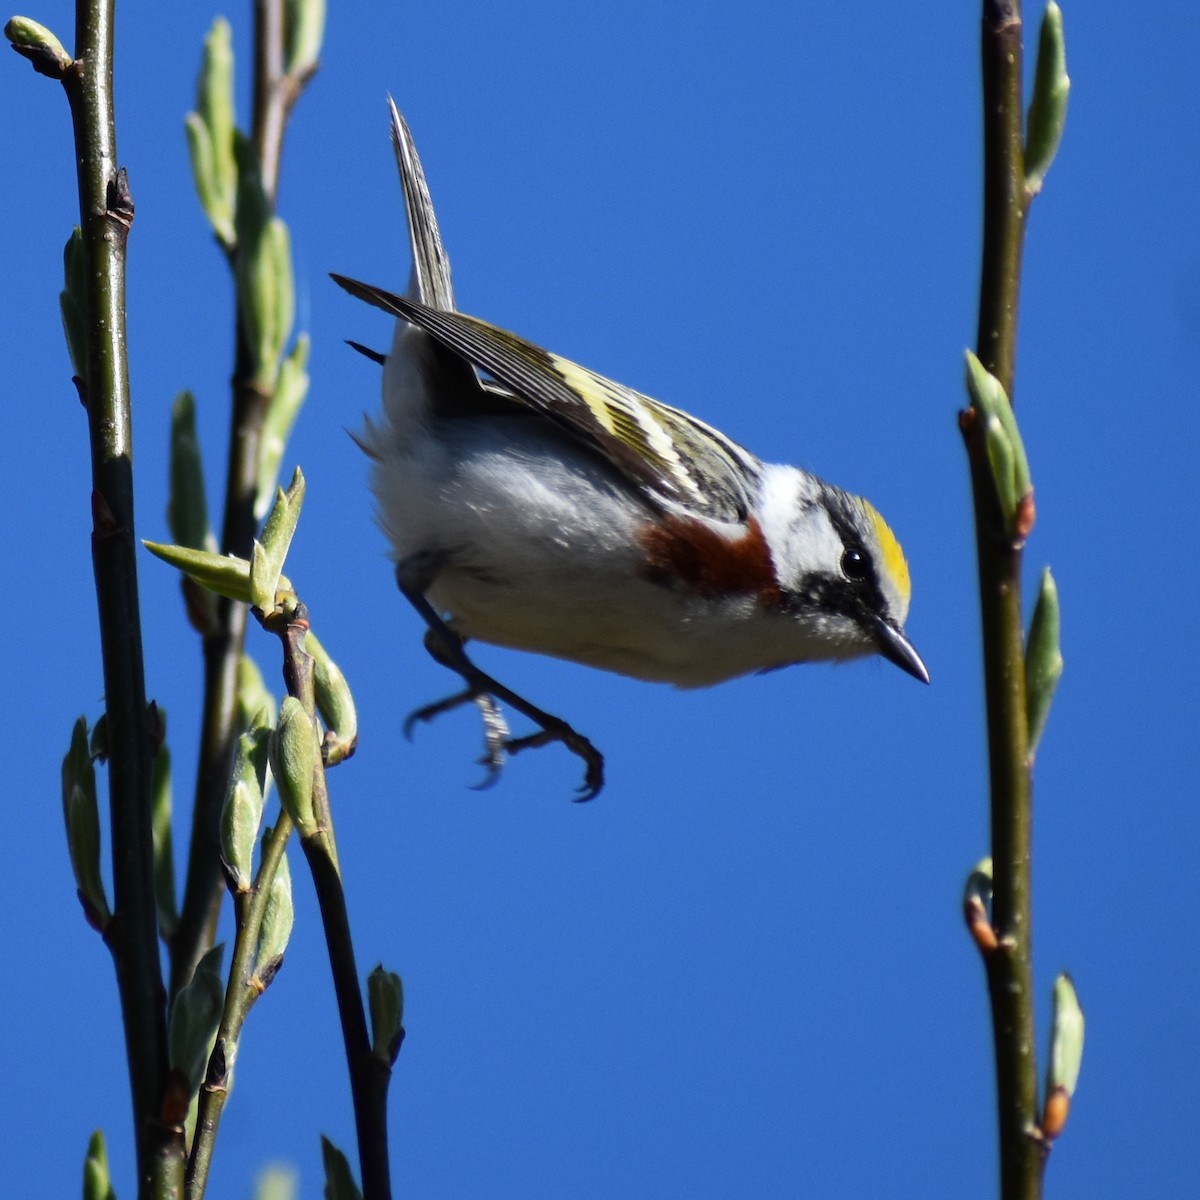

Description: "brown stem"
60 0 183 1192
169 0 314 996
966 3 1045 1197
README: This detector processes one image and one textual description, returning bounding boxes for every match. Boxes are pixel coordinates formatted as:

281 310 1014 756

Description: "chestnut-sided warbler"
333 100 927 798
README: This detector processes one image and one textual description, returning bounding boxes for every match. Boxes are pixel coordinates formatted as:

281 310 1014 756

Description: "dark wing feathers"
331 273 761 524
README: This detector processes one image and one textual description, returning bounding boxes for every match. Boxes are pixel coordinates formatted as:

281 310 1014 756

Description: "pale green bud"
254 1165 298 1200
965 351 1032 534
256 336 310 519
152 734 179 940
307 631 358 766
1025 2 1070 196
168 944 226 1097
60 228 87 381
367 965 405 1066
5 16 72 78
254 840 294 988
1025 567 1064 757
186 18 237 249
270 698 318 837
284 0 326 77
1043 972 1084 1138
82 1129 116 1200
250 468 305 613
321 1137 363 1200
238 655 278 733
61 718 110 929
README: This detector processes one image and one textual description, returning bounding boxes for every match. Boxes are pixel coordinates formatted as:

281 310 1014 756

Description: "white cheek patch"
757 466 842 589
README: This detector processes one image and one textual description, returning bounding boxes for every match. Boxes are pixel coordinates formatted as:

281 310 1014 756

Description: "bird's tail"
388 95 456 313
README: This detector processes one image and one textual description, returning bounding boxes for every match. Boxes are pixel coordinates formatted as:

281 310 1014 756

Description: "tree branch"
964 2 1045 1196
61 0 181 1192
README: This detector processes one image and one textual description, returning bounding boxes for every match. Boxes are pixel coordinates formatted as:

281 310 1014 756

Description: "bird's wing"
331 275 761 523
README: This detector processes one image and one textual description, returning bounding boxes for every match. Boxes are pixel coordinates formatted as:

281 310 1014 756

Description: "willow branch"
281 615 393 1200
42 2 185 1195
170 0 317 996
963 2 1043 1197
187 815 294 1200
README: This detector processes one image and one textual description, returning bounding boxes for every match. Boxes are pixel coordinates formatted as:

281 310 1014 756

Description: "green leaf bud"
152 734 179 940
284 0 326 77
168 944 226 1097
82 1130 116 1200
5 16 73 78
270 697 318 837
320 1137 363 1200
220 723 271 892
250 467 305 612
144 541 261 604
307 630 358 766
1043 971 1084 1138
1048 972 1084 1097
962 856 997 954
367 965 405 1066
238 655 278 733
1025 567 1064 757
254 840 294 987
1025 2 1070 196
256 335 310 519
60 227 87 381
254 1165 298 1200
61 718 110 929
168 392 216 553
964 351 1032 534
187 18 237 249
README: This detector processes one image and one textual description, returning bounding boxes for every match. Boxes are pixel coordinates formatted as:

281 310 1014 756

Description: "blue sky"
2 1 1197 1196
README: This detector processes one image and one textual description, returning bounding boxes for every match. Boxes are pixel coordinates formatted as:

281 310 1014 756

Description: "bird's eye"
841 547 868 581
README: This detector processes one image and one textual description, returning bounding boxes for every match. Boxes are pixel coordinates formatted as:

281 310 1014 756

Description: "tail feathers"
389 95 456 313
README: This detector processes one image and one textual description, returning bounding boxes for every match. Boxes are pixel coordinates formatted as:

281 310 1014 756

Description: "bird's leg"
395 559 605 800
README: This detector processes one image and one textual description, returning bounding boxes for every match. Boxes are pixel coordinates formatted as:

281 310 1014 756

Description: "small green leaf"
307 630 358 766
144 541 254 604
187 18 237 248
1048 972 1084 1097
284 0 326 76
270 698 318 837
1025 1 1070 196
238 655 278 732
82 1130 116 1200
254 1165 298 1200
152 732 179 940
256 335 310 519
5 16 73 77
367 965 405 1066
321 1137 363 1200
168 944 226 1097
60 228 87 381
250 467 305 612
62 718 110 929
964 351 1032 531
168 391 217 553
220 726 269 893
1025 567 1064 756
254 841 294 985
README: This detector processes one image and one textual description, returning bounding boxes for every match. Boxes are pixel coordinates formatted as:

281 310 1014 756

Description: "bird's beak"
874 619 930 684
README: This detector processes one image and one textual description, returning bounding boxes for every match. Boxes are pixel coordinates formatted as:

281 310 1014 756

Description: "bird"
332 99 928 799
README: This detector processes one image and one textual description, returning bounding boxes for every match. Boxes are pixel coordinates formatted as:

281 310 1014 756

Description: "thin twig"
964 2 1044 1196
170 0 317 997
186 814 294 1199
281 615 393 1200
58 1 182 1194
